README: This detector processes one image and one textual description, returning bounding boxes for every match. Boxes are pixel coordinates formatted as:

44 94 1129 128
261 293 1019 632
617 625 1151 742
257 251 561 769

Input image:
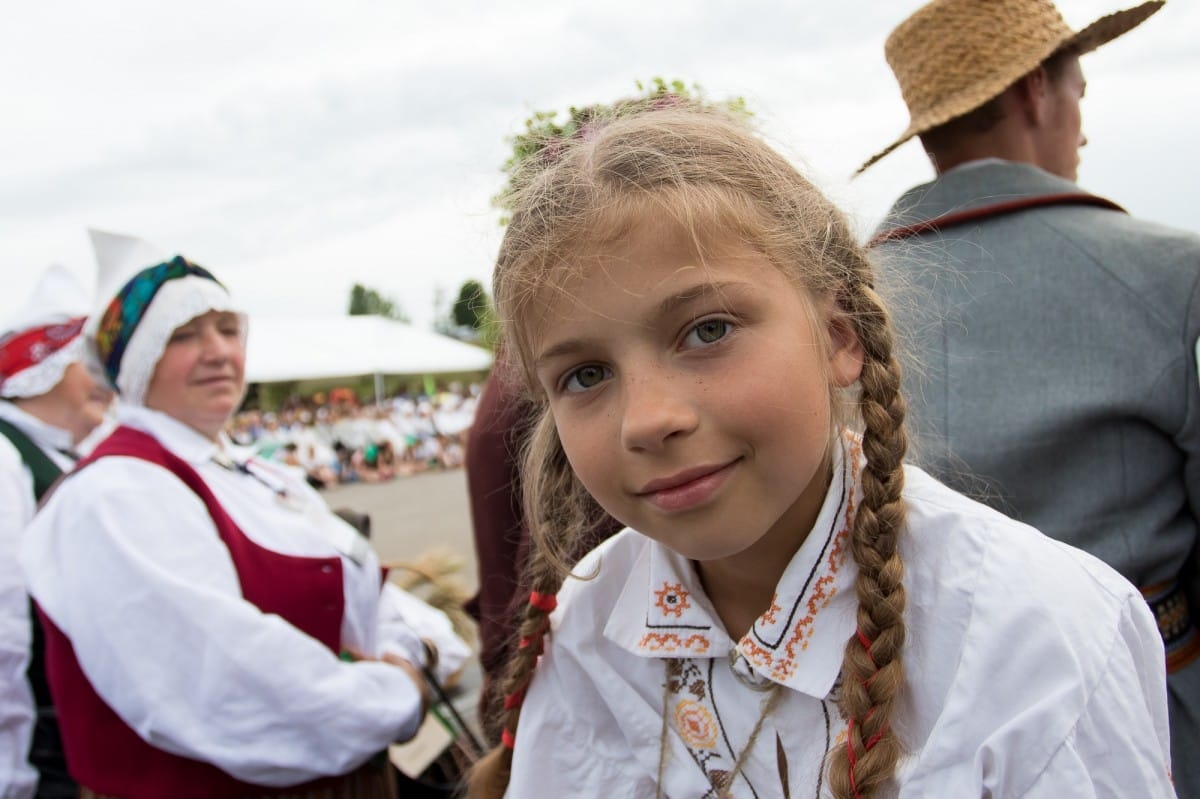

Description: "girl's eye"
562 364 611 393
685 318 731 347
170 330 196 343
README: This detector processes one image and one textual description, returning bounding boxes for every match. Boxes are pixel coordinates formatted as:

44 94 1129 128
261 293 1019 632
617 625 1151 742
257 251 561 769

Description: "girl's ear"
826 314 865 388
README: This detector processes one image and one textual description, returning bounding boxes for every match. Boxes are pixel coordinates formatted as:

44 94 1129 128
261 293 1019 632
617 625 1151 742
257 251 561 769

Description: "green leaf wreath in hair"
492 77 751 225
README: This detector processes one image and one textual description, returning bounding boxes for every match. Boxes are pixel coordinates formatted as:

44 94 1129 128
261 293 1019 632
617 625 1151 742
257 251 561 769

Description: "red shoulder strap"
77 425 345 653
82 426 218 508
84 425 171 463
869 192 1126 247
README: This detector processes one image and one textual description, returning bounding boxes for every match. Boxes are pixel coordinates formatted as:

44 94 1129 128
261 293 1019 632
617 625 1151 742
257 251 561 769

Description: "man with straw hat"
866 1 1200 793
1 264 112 798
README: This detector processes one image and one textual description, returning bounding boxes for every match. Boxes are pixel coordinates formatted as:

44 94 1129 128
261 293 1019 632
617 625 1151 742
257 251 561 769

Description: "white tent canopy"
244 315 493 383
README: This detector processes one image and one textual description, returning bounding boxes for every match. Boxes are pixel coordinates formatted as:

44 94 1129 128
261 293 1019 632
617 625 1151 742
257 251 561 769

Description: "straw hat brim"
856 0 1164 175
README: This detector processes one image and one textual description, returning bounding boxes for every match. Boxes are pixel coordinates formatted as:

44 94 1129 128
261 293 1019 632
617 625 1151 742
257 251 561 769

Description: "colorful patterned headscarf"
94 256 224 389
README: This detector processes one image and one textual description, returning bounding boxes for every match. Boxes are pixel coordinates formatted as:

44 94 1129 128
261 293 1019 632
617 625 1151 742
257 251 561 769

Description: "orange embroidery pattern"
741 636 773 664
761 596 782 626
742 436 861 683
638 632 711 654
654 581 692 618
674 700 719 750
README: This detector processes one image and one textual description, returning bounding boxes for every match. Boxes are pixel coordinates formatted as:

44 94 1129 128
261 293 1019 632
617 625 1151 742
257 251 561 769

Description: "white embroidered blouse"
507 438 1174 798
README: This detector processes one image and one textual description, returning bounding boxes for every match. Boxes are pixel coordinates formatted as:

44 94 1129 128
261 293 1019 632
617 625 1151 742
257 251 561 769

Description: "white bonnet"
86 229 245 407
0 264 90 399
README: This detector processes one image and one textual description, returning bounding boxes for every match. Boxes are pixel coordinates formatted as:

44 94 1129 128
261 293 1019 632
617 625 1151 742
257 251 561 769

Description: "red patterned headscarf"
0 318 86 395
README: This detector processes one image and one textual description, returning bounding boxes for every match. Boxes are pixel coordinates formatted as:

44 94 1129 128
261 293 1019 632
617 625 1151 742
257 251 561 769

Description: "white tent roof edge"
243 315 493 383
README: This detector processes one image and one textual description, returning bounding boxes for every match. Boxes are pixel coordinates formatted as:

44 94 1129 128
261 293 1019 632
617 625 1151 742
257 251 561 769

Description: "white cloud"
2 0 1196 330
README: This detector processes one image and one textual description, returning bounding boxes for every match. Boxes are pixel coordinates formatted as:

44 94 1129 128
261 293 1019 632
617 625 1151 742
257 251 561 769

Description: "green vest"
0 416 63 499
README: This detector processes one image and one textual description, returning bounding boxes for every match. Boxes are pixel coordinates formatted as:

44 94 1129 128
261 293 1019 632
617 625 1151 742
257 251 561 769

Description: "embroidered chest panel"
662 658 849 798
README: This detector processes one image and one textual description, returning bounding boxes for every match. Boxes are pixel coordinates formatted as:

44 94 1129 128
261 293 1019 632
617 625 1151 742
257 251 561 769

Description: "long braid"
468 411 602 798
826 267 909 799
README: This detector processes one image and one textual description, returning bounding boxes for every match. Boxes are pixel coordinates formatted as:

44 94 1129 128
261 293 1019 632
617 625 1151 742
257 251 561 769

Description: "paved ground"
323 467 479 593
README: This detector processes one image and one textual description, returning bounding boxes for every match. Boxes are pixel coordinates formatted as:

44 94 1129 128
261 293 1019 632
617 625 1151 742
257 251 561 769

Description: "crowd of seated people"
227 384 479 488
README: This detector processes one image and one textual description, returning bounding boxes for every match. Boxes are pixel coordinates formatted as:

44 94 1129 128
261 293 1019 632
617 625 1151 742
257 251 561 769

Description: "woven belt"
1143 581 1200 674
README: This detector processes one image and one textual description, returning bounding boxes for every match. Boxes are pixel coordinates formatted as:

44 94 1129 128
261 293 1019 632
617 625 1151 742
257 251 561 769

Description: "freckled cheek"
719 355 829 413
555 422 619 492
728 380 831 460
553 412 594 460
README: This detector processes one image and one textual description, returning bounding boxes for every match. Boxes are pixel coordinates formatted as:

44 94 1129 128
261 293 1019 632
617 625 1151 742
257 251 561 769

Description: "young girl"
468 108 1174 798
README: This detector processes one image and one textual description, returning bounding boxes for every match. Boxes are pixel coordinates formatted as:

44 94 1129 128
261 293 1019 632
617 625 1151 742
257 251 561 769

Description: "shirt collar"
117 404 222 464
604 434 862 699
0 400 76 453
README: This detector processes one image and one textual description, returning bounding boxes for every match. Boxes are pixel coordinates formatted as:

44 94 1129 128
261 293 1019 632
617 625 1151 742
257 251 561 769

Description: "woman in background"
1 264 111 799
22 230 430 799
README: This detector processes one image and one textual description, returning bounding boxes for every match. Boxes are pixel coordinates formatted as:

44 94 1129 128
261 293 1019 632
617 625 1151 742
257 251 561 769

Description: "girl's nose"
619 371 699 453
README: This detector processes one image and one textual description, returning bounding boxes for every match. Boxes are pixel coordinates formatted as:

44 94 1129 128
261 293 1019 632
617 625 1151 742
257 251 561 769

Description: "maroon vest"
38 426 349 798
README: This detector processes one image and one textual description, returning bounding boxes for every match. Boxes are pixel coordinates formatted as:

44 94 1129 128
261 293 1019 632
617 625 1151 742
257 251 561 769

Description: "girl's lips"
638 460 739 512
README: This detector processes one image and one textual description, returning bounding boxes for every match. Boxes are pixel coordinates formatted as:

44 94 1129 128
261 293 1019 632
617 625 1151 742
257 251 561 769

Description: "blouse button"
321 564 334 574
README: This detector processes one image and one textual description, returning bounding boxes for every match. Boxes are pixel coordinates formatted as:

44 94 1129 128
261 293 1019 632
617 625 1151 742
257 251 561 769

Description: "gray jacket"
875 160 1200 796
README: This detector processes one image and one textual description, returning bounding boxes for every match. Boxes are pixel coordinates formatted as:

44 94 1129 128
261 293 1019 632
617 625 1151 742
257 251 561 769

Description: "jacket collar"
879 160 1086 233
604 435 862 699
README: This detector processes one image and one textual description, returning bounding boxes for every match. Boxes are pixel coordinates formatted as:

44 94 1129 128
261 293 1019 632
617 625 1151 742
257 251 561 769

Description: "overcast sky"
2 0 1196 330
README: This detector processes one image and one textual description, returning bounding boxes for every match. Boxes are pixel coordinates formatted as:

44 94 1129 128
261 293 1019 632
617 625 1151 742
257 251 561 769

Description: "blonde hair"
470 106 909 799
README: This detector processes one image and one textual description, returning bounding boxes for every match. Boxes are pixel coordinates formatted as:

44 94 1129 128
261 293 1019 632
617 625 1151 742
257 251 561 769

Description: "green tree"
452 279 489 329
493 77 750 223
441 278 499 351
347 282 410 323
